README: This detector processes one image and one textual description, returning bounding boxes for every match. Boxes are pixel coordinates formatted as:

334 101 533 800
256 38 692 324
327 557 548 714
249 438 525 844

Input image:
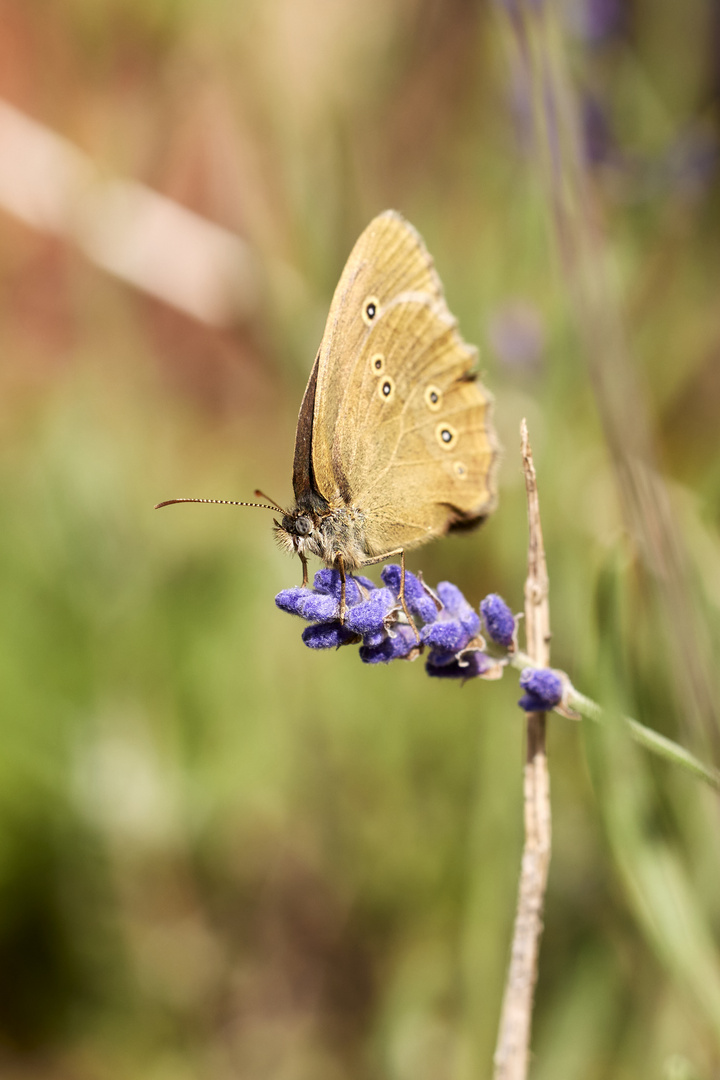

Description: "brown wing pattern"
331 295 497 557
308 211 445 502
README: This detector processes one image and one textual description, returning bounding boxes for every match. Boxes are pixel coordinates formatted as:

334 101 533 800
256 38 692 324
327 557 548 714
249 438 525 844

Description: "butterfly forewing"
308 212 445 503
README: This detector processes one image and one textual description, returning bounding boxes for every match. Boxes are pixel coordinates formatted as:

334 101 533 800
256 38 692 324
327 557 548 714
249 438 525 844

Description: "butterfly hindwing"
330 294 497 556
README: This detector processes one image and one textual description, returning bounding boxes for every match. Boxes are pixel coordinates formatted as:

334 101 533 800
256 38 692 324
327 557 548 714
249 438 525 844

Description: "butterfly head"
275 501 368 571
275 507 323 559
283 512 313 537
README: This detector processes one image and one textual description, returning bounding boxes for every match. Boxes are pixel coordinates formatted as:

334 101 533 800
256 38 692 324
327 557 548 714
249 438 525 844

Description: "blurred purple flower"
487 301 544 370
508 64 534 155
582 93 614 167
495 0 545 17
568 0 625 43
662 128 719 198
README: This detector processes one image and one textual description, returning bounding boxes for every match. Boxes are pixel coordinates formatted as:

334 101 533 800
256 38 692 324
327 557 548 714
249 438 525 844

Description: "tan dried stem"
492 420 552 1080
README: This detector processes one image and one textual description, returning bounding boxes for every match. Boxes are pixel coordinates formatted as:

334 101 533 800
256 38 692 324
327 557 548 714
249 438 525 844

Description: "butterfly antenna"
253 490 286 513
154 497 283 512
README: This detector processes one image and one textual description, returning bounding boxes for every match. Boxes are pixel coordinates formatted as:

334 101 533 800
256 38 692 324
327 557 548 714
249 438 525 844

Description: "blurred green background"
1 1 719 1077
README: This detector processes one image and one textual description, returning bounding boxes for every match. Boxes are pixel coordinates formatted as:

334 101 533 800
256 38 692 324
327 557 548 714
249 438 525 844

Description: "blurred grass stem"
493 421 551 1080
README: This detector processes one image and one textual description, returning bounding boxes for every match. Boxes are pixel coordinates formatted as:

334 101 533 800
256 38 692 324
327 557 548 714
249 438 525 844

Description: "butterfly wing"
299 211 444 503
298 209 498 557
331 294 497 556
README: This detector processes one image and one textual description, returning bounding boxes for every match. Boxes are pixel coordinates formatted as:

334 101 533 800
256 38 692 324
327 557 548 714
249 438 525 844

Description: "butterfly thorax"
275 500 369 569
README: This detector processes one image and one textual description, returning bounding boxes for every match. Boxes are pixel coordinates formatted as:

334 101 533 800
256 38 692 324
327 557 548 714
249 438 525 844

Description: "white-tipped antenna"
154 497 283 512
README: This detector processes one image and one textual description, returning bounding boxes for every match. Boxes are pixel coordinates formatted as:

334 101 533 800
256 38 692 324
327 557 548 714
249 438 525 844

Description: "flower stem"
492 422 551 1080
509 652 720 793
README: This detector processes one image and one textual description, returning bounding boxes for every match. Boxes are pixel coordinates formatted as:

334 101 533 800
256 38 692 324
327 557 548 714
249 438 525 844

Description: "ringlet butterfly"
157 211 499 626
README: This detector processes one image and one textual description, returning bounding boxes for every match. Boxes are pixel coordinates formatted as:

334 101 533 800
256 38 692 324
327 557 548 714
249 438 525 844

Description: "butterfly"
157 211 499 628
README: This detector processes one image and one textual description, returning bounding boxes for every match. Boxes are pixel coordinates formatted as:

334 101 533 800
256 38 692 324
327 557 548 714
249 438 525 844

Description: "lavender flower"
381 565 439 624
518 668 563 711
426 650 495 681
275 586 342 623
481 594 516 648
276 568 576 708
302 622 360 649
359 625 419 665
277 567 509 683
277 568 398 654
421 581 483 672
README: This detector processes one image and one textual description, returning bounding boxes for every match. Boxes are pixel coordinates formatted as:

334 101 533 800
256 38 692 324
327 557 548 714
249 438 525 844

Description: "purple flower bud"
275 587 339 622
297 592 341 621
361 626 389 648
424 647 459 668
381 565 439 624
275 586 307 615
312 569 372 605
420 582 480 655
518 668 563 711
278 565 503 672
436 581 472 621
302 622 359 649
311 568 341 595
360 625 418 664
426 651 494 680
344 588 396 636
481 594 516 648
422 619 472 653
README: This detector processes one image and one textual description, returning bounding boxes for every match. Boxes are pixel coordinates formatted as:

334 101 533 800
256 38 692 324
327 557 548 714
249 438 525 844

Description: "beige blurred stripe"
0 99 259 326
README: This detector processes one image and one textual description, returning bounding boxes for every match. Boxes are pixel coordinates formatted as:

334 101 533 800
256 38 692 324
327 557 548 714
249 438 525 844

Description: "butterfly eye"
370 353 385 375
294 515 313 536
362 296 379 326
424 384 442 412
378 376 395 401
436 422 458 449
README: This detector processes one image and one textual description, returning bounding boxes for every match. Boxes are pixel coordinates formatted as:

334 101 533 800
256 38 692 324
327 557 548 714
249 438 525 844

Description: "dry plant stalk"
493 420 552 1080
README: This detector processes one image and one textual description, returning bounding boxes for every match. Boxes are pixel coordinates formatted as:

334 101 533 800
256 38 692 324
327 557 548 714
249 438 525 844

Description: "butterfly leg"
336 555 347 623
299 552 309 588
359 549 420 643
398 549 420 643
